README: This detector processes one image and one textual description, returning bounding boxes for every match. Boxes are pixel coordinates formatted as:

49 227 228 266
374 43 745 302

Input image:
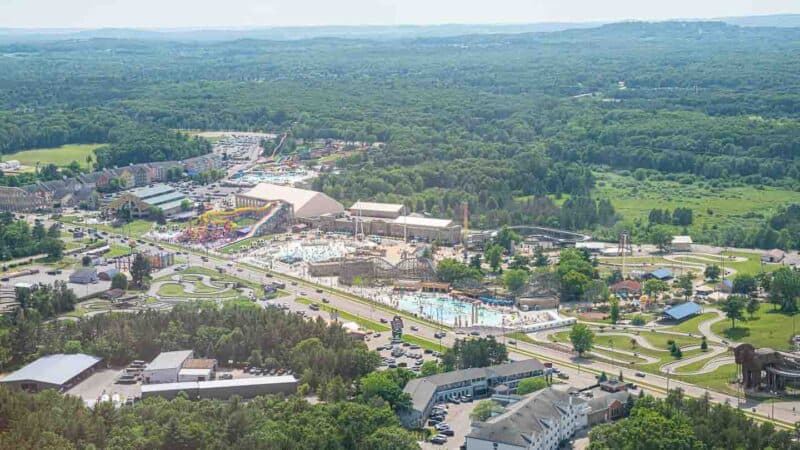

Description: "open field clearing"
5 144 102 168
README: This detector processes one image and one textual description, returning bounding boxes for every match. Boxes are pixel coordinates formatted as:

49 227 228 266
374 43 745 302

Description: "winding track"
532 308 733 375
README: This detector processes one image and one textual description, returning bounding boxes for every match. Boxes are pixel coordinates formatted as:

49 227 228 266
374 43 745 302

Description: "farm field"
594 171 800 233
5 144 102 168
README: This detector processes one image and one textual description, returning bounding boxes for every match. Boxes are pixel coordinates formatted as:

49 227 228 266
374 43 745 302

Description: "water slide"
244 204 281 238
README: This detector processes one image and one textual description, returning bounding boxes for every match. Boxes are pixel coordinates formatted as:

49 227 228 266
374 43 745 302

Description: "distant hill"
0 22 603 43
0 14 797 43
718 14 800 28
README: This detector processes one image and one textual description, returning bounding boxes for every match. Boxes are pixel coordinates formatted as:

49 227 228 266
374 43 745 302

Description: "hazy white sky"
1 0 797 28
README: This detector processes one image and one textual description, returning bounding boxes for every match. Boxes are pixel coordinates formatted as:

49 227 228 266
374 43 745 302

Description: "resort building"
105 184 189 218
465 388 589 450
465 387 631 450
400 359 546 428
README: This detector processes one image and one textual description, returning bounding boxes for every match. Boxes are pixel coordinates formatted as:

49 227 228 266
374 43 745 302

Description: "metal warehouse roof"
145 350 193 371
393 215 453 228
142 191 186 206
0 353 103 386
650 268 674 280
350 201 405 213
127 184 175 199
142 375 297 393
663 302 701 321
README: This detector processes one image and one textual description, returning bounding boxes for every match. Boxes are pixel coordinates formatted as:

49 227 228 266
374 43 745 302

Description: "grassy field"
711 303 796 350
219 236 272 254
594 171 800 233
5 144 102 168
675 364 739 395
61 217 155 239
157 282 237 298
664 312 717 334
104 244 132 258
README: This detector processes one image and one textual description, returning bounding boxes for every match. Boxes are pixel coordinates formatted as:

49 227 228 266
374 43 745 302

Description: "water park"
170 202 293 248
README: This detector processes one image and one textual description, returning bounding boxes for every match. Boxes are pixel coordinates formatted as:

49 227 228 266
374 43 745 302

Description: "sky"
0 0 798 29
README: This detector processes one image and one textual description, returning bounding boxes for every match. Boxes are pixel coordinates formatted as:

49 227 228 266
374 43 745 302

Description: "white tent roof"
242 183 344 218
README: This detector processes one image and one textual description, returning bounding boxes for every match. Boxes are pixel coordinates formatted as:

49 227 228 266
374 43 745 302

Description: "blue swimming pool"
394 294 504 327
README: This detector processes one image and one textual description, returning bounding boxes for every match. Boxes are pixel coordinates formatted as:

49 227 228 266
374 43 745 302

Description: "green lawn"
711 303 796 350
104 244 132 258
595 170 800 234
178 266 265 297
61 217 155 239
675 364 739 395
671 251 780 277
664 312 717 334
220 236 272 254
157 282 237 298
5 144 102 168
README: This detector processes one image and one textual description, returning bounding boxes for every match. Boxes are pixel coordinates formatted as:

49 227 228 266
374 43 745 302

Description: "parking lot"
420 400 478 449
7 264 112 298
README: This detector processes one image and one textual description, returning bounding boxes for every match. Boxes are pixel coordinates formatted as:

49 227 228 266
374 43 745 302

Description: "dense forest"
0 300 378 392
0 213 63 261
1 21 799 243
0 387 420 449
589 390 800 450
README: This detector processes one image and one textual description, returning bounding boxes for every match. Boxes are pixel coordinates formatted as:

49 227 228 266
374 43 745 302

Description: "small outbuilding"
762 249 786 264
69 268 99 284
142 350 194 384
609 280 642 298
671 236 693 252
98 268 120 281
662 301 701 322
646 268 674 281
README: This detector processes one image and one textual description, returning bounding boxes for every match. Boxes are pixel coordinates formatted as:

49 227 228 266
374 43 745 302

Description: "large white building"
142 350 193 384
235 183 344 219
466 388 590 450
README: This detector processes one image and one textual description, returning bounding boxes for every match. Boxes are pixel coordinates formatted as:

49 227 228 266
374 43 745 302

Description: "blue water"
395 294 504 327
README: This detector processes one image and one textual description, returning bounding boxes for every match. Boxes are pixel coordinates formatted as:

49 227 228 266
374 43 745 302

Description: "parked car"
430 435 447 445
